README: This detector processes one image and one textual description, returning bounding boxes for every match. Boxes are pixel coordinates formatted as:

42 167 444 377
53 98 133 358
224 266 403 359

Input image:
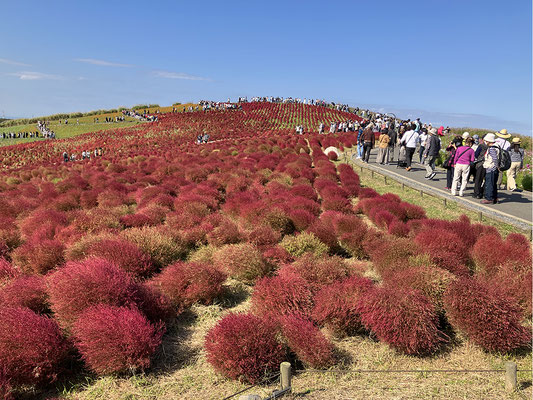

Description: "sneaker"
444 187 450 190
480 199 493 204
424 175 430 179
451 192 457 196
428 172 436 180
459 193 464 197
356 156 361 159
405 167 411 171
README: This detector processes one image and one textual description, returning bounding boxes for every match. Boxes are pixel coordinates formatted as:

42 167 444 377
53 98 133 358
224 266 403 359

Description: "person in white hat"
507 137 524 191
423 127 440 180
462 131 470 145
481 133 500 204
495 129 511 189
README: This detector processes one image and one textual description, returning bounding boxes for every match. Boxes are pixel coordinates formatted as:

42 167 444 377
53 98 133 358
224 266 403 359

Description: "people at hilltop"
495 129 511 189
507 137 524 192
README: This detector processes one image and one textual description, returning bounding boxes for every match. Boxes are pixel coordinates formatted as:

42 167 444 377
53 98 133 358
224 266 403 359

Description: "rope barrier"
294 368 532 373
222 372 280 400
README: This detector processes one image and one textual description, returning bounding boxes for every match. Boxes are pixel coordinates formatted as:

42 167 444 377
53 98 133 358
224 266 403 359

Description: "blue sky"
0 0 531 134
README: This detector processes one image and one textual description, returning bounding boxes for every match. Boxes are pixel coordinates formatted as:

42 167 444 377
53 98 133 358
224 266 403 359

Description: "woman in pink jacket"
451 137 476 197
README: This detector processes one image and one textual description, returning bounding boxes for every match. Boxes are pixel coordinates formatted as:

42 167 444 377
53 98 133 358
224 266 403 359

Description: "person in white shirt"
495 129 511 189
418 130 428 163
400 123 420 171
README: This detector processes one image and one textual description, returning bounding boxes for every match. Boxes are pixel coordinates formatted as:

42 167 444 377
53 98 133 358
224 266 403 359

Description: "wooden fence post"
505 362 517 392
280 362 292 392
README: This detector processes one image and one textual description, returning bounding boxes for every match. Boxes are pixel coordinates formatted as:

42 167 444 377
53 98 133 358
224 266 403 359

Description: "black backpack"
498 147 512 171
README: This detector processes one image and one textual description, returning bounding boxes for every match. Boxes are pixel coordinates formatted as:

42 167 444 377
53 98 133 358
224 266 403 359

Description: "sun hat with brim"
511 137 521 144
484 133 497 143
462 132 470 139
496 129 511 139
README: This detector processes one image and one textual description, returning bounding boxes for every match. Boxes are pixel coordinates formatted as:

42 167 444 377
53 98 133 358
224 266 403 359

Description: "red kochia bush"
73 305 163 375
0 258 18 286
0 275 49 314
357 286 444 355
212 243 268 283
86 239 155 278
204 313 284 383
12 240 65 275
0 307 69 385
47 258 138 329
281 314 335 368
443 278 531 352
284 254 349 291
251 272 314 321
472 233 532 276
312 275 374 335
151 261 226 311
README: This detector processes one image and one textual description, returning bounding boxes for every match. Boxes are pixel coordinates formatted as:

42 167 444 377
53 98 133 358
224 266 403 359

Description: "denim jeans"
484 170 499 201
357 143 363 158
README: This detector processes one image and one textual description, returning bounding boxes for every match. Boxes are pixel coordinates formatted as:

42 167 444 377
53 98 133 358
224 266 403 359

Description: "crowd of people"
121 109 158 122
352 119 525 205
62 148 103 162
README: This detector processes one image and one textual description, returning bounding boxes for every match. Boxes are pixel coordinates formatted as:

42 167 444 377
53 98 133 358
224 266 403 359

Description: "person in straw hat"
507 137 524 192
481 133 500 204
495 129 511 189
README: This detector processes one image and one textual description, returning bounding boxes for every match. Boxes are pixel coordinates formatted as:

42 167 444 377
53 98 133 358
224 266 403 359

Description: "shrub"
0 259 18 286
47 258 138 329
206 218 241 246
212 243 268 283
204 313 284 383
86 239 155 278
11 240 65 275
385 267 456 313
288 209 316 231
0 275 49 314
73 305 163 375
280 232 328 258
248 226 281 248
281 314 335 368
357 285 444 355
312 275 374 336
132 282 174 323
0 367 13 400
122 227 186 268
307 219 341 253
369 236 418 279
251 272 314 321
262 245 293 269
151 261 226 311
0 307 69 385
443 278 531 352
472 233 532 276
414 229 470 276
286 254 349 291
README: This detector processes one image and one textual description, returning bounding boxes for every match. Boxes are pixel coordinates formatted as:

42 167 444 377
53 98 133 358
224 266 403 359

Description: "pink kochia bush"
357 285 444 355
0 307 69 386
73 305 164 375
212 243 268 283
47 258 139 329
151 261 226 311
0 275 49 314
443 278 531 352
204 313 285 383
281 314 335 368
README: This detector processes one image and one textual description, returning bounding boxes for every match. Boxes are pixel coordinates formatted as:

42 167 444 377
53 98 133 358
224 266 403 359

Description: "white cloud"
0 58 30 67
7 71 63 80
75 58 133 67
153 70 210 81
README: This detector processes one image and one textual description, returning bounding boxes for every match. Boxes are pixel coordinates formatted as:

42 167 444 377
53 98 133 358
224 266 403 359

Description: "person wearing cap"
461 131 470 146
423 127 440 180
495 129 511 189
481 133 500 204
376 128 390 164
507 137 524 192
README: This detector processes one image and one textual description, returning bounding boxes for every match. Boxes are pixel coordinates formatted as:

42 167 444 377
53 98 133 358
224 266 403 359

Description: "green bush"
280 232 328 258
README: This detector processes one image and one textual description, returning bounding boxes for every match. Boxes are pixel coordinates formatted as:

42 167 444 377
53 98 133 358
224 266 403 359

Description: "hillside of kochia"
0 102 530 399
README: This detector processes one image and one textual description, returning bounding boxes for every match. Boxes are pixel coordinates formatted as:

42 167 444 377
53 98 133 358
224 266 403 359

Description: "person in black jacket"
387 123 397 164
473 138 488 198
362 123 375 163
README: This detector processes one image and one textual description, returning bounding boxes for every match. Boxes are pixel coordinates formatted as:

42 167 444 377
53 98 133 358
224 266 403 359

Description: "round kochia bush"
0 275 49 314
151 261 226 311
0 307 69 386
47 258 138 329
73 305 164 375
280 314 335 368
204 313 285 383
357 285 444 355
443 278 531 352
212 243 268 283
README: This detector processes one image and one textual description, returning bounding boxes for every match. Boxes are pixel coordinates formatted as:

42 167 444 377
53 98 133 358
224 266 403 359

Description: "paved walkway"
348 147 532 231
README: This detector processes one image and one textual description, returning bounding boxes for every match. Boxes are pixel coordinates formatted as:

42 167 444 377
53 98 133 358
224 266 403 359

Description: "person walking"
481 133 500 204
495 129 511 189
376 129 390 164
418 129 428 163
507 137 524 192
362 123 375 163
423 128 440 180
444 136 462 190
400 123 419 171
473 137 488 199
387 123 397 164
451 138 475 197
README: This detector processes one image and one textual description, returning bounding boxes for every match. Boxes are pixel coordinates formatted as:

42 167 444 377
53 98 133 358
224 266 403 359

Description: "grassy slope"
0 104 194 147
